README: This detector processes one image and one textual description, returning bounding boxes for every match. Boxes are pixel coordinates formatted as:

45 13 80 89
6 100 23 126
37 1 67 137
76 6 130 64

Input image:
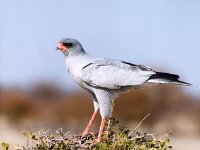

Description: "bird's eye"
63 42 72 47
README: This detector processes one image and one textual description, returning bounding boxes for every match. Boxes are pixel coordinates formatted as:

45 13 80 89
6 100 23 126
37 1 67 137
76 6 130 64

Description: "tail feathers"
147 72 191 86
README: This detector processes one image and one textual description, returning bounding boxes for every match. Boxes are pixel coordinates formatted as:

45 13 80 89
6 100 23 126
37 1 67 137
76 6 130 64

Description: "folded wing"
81 59 155 90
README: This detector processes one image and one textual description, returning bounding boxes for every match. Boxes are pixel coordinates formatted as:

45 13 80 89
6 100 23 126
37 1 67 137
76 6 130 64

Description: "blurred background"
0 0 200 150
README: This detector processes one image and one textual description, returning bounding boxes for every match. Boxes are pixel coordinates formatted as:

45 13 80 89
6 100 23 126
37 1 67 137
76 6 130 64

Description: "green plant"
20 118 172 149
2 143 9 150
2 116 172 150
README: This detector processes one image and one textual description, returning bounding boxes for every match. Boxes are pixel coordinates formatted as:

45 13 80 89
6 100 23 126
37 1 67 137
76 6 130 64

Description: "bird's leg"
96 118 106 143
82 111 98 137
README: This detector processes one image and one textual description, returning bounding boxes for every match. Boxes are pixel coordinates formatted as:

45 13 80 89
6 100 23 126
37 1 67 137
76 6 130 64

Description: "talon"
81 132 89 137
94 138 101 144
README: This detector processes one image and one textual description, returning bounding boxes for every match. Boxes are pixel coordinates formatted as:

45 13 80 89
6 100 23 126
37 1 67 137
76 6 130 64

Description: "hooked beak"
56 42 68 52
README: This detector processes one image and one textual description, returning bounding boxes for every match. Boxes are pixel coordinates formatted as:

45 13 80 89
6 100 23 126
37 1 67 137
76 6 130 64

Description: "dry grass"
2 117 172 150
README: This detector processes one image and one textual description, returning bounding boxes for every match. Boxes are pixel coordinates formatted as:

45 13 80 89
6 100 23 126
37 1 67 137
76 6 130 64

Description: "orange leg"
96 118 106 143
82 111 98 137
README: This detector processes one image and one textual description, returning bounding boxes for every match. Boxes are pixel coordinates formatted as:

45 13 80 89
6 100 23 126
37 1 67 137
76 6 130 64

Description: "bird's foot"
81 131 88 137
94 137 107 144
94 138 101 144
81 131 94 137
93 118 106 144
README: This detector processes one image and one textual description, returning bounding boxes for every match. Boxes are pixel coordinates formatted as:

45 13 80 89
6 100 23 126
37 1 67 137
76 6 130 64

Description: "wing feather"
82 59 155 89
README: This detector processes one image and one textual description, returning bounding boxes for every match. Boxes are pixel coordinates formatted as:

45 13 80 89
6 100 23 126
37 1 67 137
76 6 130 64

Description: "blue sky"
0 0 200 96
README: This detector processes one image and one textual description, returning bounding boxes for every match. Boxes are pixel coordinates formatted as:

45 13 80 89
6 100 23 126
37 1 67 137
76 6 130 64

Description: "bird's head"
57 38 84 56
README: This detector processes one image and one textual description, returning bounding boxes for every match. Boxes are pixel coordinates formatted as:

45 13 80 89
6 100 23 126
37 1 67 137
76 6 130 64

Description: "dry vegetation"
2 117 173 150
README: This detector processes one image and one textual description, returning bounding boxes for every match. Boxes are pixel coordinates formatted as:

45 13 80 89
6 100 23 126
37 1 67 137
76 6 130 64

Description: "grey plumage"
57 38 190 142
82 59 155 90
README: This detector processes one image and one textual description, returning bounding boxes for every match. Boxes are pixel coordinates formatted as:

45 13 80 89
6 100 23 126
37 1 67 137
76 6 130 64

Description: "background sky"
0 0 199 96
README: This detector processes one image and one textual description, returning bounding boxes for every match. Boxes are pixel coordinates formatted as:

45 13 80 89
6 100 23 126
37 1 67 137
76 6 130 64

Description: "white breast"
65 55 92 86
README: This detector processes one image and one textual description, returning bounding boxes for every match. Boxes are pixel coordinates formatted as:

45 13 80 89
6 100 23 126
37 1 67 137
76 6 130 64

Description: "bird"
57 38 190 143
